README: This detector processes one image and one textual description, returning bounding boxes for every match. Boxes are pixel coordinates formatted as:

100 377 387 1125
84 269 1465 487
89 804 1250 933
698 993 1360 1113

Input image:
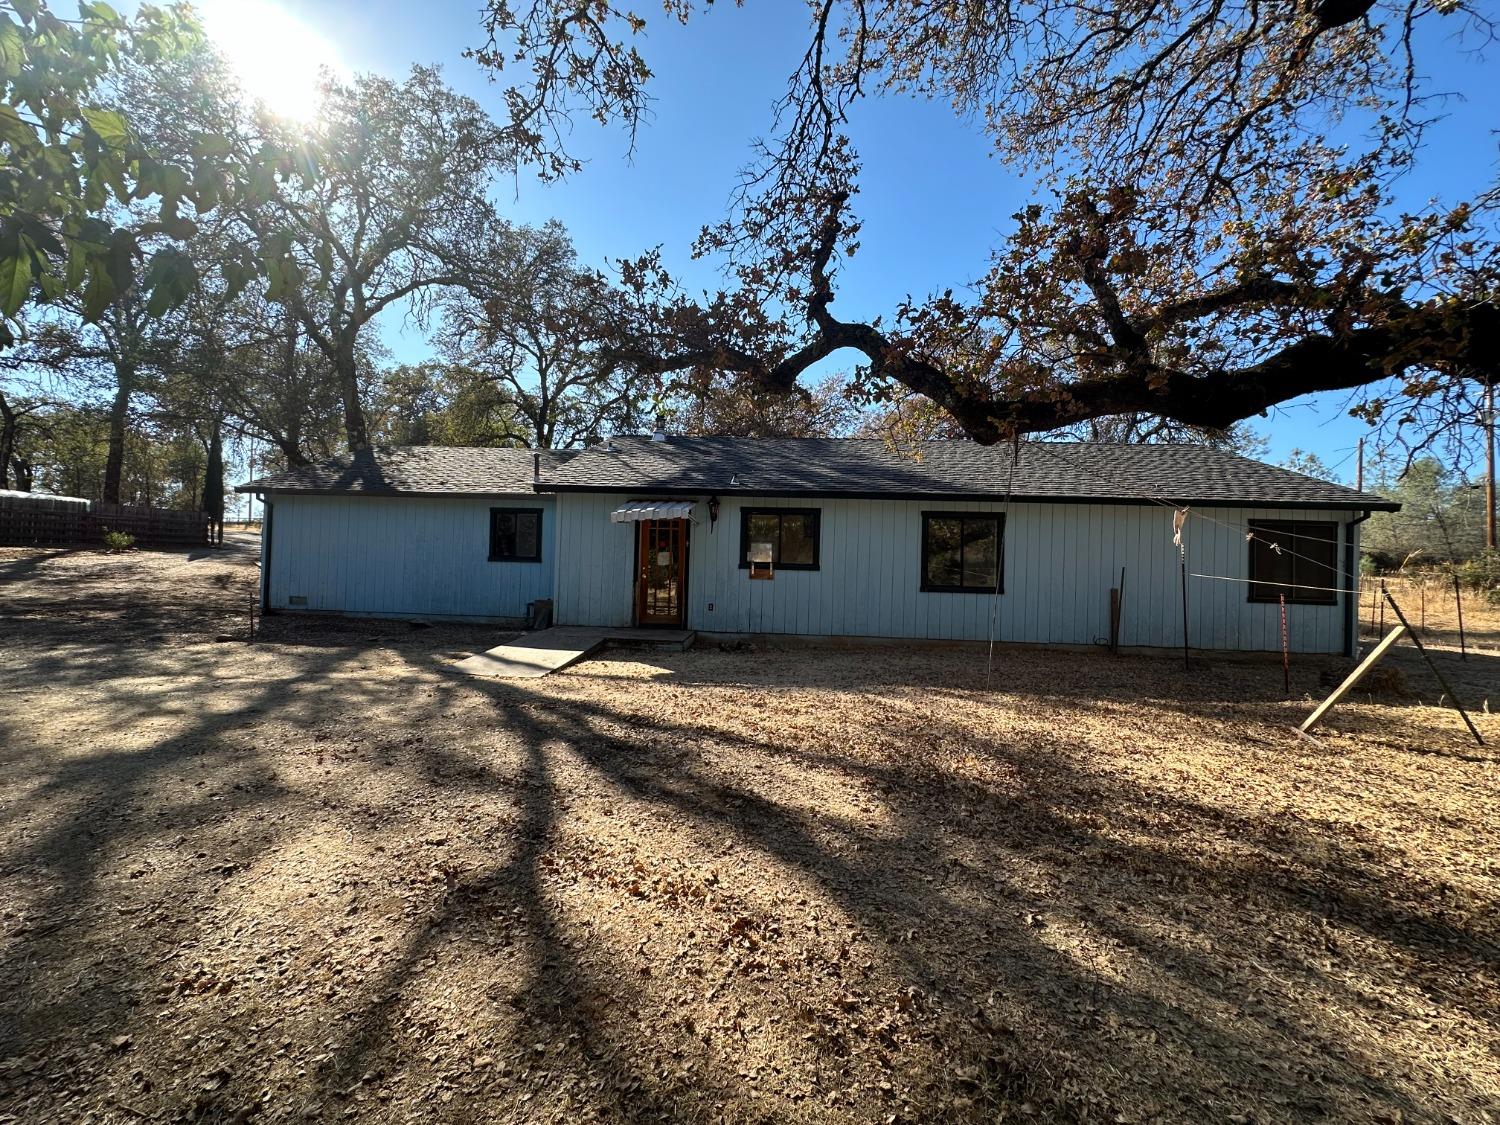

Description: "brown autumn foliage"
478 0 1499 451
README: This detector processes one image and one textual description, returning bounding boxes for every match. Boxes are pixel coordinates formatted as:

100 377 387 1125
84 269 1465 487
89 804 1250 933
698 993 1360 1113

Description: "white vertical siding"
553 491 1360 653
551 492 637 627
267 494 554 621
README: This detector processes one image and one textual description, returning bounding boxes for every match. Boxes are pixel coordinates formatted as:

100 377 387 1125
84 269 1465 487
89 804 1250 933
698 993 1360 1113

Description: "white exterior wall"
266 494 554 622
554 492 1362 653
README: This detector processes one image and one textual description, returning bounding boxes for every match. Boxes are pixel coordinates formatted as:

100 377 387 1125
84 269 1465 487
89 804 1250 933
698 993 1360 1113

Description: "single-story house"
236 435 1398 656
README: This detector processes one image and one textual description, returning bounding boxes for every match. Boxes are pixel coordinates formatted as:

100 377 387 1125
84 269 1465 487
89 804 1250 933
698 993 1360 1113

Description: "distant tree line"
7 0 1490 523
0 6 877 510
1281 448 1491 570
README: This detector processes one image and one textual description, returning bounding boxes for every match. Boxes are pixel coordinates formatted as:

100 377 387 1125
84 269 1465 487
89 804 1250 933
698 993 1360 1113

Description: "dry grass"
1 542 1497 1124
1360 573 1500 657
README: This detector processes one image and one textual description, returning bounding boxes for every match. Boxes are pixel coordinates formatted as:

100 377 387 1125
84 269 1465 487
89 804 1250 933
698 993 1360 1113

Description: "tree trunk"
0 391 14 491
277 436 312 468
102 366 134 504
278 310 314 468
336 331 369 451
203 420 225 543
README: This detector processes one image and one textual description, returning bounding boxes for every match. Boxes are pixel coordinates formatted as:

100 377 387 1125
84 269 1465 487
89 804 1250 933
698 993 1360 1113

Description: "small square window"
490 507 543 562
1248 520 1337 604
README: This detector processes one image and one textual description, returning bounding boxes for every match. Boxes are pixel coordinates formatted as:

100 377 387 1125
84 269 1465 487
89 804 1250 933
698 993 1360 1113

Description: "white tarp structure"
609 500 698 523
0 489 90 509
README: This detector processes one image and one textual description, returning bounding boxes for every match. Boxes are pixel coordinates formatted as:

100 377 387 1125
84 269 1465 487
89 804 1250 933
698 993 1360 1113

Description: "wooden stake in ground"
1383 589 1485 747
1118 566 1126 648
1300 623 1408 735
1108 587 1120 654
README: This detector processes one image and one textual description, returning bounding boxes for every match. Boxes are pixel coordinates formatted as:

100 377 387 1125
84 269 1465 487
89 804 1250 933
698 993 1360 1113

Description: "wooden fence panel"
90 504 213 546
0 494 89 546
0 496 212 547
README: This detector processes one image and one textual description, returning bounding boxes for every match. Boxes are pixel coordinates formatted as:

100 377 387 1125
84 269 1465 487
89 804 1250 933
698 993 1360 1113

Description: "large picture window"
739 508 820 570
1248 520 1338 604
489 507 543 562
921 512 1004 593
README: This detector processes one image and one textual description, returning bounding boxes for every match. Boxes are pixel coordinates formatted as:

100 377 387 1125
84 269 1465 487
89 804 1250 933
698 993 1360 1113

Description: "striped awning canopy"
609 500 698 523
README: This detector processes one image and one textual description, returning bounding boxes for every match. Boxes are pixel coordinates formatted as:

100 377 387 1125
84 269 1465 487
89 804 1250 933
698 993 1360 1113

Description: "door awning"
610 500 698 523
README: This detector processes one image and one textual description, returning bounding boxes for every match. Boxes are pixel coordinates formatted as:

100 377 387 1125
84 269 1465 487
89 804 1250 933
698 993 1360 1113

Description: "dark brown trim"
1343 510 1371 658
738 506 822 570
259 494 275 613
236 487 542 498
1246 519 1339 605
489 506 545 562
920 511 1006 594
536 484 1398 511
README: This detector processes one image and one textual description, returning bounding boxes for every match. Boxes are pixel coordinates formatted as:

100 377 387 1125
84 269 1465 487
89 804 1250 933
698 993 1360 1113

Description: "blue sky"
199 0 1499 479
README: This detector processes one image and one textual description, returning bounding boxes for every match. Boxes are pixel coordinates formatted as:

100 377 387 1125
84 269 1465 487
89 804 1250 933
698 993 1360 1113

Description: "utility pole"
1485 375 1496 551
1356 436 1364 493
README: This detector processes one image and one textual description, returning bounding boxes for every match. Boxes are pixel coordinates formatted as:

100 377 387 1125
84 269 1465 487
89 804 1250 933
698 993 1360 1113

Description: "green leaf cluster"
0 1 294 334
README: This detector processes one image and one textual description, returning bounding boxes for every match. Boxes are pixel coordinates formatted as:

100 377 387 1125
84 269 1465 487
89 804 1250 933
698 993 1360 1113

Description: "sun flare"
196 0 342 123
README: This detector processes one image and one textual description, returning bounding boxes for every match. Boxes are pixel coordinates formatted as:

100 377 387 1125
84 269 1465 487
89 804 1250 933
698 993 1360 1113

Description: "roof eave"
232 484 543 498
535 482 1399 510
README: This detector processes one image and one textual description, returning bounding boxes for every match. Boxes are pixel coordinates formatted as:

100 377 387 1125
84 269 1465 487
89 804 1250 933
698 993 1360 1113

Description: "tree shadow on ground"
299 652 1495 1122
2 611 1495 1122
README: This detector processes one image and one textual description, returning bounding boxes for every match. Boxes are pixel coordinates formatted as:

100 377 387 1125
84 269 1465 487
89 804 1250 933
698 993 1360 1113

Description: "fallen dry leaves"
0 542 1496 1123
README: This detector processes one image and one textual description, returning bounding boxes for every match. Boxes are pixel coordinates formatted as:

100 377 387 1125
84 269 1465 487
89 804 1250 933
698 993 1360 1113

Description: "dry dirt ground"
0 542 1497 1124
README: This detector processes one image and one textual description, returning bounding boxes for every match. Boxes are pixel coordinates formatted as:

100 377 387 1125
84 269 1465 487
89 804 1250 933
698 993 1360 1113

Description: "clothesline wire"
1188 572 1363 596
985 438 1019 689
1022 441 1365 579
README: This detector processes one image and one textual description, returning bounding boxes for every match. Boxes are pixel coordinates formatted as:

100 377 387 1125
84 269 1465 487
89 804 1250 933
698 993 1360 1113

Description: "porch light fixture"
708 494 720 529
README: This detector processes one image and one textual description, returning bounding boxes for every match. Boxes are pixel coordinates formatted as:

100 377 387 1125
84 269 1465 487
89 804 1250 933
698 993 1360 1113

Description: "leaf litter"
0 543 1496 1123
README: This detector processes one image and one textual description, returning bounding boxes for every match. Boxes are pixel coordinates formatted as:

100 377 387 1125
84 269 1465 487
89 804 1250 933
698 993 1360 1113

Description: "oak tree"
240 67 516 451
475 0 1499 449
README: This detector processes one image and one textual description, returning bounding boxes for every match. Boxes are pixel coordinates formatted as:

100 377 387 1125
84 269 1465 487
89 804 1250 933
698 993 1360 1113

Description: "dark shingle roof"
539 436 1397 510
235 437 1397 510
235 445 563 496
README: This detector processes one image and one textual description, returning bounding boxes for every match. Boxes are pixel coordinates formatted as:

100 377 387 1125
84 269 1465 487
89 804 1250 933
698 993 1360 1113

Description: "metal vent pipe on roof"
651 414 668 442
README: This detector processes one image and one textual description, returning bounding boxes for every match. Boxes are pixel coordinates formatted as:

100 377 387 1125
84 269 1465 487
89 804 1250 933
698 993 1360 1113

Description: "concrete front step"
454 626 696 678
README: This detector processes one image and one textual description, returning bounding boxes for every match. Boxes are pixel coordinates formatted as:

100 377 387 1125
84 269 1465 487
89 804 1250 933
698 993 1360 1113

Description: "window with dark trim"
1247 519 1337 604
489 507 543 562
921 512 1004 593
738 507 820 570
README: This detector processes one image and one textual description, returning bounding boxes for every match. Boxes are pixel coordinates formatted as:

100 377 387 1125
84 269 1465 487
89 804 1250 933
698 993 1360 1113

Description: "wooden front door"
635 518 688 627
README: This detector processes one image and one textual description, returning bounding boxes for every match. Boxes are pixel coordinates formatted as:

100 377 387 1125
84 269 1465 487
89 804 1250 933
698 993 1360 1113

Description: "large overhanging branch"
616 300 1498 444
607 195 1500 443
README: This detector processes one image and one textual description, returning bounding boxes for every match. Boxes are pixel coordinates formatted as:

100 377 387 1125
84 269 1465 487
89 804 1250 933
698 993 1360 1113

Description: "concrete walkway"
455 627 696 679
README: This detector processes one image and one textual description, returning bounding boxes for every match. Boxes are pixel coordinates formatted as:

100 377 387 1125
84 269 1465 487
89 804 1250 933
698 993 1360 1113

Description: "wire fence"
1360 573 1497 655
